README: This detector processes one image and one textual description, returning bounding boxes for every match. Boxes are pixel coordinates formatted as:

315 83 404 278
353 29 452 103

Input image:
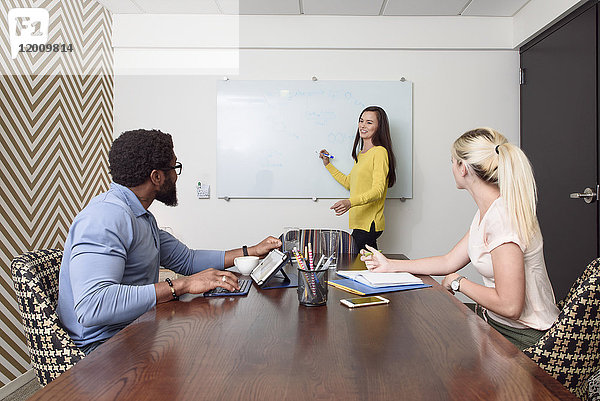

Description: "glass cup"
297 266 328 306
283 227 300 257
321 230 340 269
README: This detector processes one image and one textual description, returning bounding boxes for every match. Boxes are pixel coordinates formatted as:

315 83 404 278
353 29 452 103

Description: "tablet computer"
250 249 290 286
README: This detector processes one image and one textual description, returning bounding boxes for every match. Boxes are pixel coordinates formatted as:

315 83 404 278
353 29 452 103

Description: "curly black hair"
109 129 174 187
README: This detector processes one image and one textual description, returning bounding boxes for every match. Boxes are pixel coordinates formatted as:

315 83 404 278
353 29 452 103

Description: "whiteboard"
217 80 412 199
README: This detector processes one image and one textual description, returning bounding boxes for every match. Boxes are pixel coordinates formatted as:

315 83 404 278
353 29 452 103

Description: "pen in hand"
316 150 334 159
361 249 383 257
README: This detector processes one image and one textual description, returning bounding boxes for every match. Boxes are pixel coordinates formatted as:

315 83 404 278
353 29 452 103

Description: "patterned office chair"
11 249 84 386
280 228 358 259
338 230 359 255
590 369 600 401
557 257 599 310
522 257 600 400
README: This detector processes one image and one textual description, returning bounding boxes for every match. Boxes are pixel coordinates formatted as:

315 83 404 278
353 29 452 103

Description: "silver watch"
451 276 465 292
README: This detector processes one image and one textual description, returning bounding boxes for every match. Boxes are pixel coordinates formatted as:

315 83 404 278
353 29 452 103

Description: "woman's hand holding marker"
361 249 383 257
360 245 391 272
318 149 334 166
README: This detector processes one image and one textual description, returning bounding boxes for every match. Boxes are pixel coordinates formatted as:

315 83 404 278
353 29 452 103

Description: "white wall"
112 14 515 75
114 47 519 292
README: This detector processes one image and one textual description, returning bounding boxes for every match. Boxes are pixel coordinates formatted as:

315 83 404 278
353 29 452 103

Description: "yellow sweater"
325 146 389 231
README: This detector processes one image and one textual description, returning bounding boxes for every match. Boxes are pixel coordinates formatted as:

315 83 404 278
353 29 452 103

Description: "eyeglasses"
160 162 182 175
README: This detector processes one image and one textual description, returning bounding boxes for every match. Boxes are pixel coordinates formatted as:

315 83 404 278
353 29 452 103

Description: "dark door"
520 3 598 301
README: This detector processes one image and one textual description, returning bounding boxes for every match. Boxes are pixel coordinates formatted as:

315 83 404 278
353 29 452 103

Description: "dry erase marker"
316 150 334 159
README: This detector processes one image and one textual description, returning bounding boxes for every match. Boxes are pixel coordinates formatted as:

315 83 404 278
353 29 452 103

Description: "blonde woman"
361 128 559 350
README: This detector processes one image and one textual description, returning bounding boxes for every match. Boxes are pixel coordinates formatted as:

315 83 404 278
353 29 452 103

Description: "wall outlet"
196 183 210 199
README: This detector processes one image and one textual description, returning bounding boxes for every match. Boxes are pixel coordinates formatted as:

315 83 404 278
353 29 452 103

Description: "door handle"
569 187 596 203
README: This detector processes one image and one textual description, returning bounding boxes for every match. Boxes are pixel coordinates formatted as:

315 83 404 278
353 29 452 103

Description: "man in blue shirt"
57 129 281 354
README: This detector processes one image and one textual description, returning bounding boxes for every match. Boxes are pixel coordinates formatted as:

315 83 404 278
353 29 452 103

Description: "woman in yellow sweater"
319 106 396 251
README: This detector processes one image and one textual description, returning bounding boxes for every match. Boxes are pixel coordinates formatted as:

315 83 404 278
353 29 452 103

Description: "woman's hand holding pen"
331 199 351 215
360 245 391 272
319 149 331 166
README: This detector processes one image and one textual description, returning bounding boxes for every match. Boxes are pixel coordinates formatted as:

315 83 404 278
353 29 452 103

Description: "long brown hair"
351 106 396 187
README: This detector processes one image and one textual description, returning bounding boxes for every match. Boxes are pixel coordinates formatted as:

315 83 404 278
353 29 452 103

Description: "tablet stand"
260 260 298 289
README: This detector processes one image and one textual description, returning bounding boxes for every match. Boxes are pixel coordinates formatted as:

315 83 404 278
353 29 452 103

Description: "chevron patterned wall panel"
0 0 113 386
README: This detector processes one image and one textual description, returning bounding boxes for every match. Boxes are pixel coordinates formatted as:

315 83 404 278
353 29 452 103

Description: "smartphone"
340 295 390 308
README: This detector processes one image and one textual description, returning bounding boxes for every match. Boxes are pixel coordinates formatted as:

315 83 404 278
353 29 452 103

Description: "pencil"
294 248 316 295
315 255 325 269
327 281 365 296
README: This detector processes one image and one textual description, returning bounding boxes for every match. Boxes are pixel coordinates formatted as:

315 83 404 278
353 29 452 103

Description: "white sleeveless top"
467 197 559 330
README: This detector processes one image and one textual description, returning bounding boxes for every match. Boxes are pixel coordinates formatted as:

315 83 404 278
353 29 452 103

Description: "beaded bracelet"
165 277 178 300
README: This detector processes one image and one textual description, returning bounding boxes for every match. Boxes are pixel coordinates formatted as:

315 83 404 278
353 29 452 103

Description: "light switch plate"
196 184 210 199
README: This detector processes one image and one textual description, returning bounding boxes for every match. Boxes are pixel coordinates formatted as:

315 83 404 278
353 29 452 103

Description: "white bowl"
234 256 260 275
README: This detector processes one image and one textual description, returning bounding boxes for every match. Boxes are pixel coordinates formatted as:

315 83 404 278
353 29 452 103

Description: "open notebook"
336 270 423 288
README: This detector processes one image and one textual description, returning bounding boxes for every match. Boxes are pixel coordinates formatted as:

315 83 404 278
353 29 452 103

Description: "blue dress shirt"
57 183 225 347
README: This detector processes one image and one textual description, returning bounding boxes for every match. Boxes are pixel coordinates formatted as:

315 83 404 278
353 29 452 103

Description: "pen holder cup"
297 266 328 306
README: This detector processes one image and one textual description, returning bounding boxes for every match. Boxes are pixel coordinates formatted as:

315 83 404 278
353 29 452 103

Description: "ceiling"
95 0 532 17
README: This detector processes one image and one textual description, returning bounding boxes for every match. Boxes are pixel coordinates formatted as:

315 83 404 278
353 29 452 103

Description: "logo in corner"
8 8 49 59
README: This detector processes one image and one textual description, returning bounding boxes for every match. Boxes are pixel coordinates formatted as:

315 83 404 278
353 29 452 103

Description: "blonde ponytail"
452 128 540 246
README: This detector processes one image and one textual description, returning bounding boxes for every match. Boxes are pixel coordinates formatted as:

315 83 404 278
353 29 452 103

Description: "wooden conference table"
31 254 577 401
